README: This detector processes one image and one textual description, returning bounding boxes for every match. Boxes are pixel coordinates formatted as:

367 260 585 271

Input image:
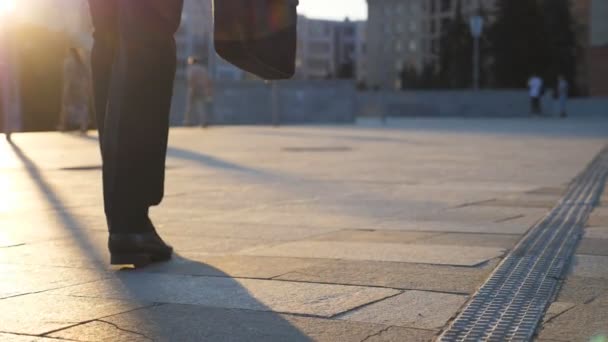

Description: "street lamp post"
469 15 484 91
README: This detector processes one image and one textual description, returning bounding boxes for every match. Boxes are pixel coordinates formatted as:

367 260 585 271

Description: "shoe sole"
111 252 172 268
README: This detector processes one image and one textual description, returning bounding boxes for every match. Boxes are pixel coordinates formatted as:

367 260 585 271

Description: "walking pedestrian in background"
528 74 544 116
184 57 213 127
557 75 569 118
0 23 21 142
59 48 91 134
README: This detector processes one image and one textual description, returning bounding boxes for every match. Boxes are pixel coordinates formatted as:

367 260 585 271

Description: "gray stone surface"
49 304 390 342
361 327 437 342
0 264 108 299
49 273 400 317
0 334 64 342
3 120 608 341
311 230 439 244
538 294 608 342
570 255 608 279
542 302 576 323
414 233 522 249
587 214 608 227
140 255 326 279
577 238 608 256
584 227 608 240
556 276 608 304
338 291 468 330
0 293 149 335
475 195 559 209
242 241 505 266
276 259 499 294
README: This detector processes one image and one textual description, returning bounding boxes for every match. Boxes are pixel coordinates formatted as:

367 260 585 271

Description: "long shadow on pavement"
6 139 314 341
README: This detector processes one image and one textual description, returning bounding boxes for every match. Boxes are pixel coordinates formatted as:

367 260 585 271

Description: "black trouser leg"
89 0 184 233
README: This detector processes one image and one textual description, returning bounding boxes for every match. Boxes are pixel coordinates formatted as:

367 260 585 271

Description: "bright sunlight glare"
0 0 16 17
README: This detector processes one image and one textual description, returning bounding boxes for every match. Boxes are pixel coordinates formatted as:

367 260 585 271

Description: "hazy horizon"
297 0 368 21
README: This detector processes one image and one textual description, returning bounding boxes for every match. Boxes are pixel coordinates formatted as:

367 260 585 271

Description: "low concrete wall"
170 79 356 126
356 90 530 118
169 80 608 125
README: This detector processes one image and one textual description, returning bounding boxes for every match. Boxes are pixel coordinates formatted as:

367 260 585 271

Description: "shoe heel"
111 253 152 267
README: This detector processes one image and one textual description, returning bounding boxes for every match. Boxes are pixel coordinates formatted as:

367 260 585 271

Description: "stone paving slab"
577 238 608 256
276 259 499 294
153 220 339 242
584 227 608 240
362 327 436 342
587 213 608 228
414 232 522 249
0 264 108 299
4 122 608 341
338 291 468 330
0 293 149 335
48 304 395 342
542 302 576 323
0 334 65 342
556 276 608 304
311 230 439 244
537 294 608 342
48 273 400 317
569 255 608 279
373 219 535 235
242 241 505 266
473 196 559 209
139 255 326 279
0 232 274 269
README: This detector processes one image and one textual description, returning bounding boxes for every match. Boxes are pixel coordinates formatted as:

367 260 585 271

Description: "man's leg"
103 0 184 233
89 0 118 146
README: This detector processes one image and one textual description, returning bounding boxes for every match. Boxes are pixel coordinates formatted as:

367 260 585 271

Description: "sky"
297 0 368 21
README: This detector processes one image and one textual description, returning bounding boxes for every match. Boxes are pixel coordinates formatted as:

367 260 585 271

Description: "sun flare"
0 0 17 17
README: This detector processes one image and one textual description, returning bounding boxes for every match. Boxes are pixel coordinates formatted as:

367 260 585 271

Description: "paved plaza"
1 118 608 341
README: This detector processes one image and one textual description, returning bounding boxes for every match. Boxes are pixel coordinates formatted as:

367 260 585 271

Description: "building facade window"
409 40 417 51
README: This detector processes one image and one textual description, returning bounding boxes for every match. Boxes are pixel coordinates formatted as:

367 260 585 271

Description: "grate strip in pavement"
439 146 608 342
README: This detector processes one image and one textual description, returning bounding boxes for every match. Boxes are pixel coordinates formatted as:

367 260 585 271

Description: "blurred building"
573 0 608 96
366 0 496 89
296 16 366 81
177 0 247 80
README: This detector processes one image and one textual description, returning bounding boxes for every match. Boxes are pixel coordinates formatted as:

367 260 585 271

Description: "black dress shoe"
108 231 173 267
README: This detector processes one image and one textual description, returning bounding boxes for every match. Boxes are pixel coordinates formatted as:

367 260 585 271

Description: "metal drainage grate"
439 146 608 342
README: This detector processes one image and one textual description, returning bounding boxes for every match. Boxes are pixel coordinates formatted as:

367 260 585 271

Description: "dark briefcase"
213 0 298 80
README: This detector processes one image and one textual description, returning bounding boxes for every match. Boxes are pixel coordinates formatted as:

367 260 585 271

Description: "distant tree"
438 0 472 88
489 0 551 88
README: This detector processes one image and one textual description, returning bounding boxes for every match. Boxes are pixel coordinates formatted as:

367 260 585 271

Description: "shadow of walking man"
6 139 314 341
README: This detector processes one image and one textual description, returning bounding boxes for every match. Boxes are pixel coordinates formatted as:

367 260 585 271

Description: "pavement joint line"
0 331 78 341
0 276 113 301
493 214 526 223
452 199 497 209
438 146 608 341
541 304 578 326
39 303 163 338
358 325 394 342
330 291 407 320
95 319 154 341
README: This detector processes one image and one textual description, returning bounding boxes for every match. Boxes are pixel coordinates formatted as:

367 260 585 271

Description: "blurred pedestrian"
59 48 91 134
528 74 543 116
557 75 569 118
0 26 20 142
88 0 184 266
183 57 213 127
